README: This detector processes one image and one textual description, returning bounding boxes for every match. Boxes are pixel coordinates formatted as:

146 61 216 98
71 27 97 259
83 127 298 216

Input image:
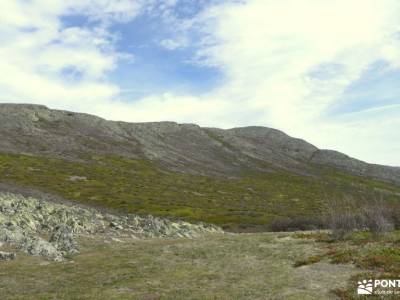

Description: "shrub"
327 212 361 240
268 216 325 232
325 196 360 239
294 255 322 267
325 196 395 239
386 206 400 230
361 201 394 233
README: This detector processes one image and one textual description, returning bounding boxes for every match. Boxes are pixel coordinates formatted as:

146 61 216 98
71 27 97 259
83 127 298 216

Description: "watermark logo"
357 279 400 295
357 279 373 295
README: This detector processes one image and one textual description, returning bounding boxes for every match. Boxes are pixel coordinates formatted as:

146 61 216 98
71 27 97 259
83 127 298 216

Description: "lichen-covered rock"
0 192 223 261
109 221 123 230
49 225 79 255
0 251 16 261
22 237 62 262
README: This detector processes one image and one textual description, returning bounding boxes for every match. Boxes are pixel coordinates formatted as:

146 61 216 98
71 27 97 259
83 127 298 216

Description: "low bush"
294 255 322 267
361 203 394 233
388 207 400 230
268 216 325 232
325 196 395 239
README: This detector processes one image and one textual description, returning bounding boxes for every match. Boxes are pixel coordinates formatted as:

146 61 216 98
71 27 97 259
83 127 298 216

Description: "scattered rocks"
110 222 123 230
68 176 87 182
0 251 16 261
0 193 223 261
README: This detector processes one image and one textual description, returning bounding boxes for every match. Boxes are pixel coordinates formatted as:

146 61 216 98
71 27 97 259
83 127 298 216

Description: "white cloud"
159 38 187 50
0 0 142 110
1 0 400 166
190 0 400 165
119 0 400 165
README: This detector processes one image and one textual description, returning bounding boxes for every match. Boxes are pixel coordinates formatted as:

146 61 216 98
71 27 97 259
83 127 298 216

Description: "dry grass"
0 232 357 299
293 230 400 299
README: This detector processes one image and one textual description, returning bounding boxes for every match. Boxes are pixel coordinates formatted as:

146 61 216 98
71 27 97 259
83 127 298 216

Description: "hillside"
1 193 399 299
0 103 399 230
1 104 399 182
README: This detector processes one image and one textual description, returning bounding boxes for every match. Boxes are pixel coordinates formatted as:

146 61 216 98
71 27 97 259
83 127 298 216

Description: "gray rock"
49 225 78 254
110 222 123 230
0 192 223 261
0 251 16 261
22 237 62 261
68 176 87 182
0 104 398 184
310 150 400 186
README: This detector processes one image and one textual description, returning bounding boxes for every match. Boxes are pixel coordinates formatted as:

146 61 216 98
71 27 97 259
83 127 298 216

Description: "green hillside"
1 153 399 231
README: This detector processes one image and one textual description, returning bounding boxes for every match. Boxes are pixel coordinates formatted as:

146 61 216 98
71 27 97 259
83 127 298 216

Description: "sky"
0 0 400 166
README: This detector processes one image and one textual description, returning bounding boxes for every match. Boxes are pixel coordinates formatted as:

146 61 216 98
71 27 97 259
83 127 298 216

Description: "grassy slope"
0 233 357 300
0 153 399 230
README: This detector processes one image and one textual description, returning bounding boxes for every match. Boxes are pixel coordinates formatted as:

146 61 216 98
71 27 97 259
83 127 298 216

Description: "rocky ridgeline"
0 193 223 261
1 104 398 184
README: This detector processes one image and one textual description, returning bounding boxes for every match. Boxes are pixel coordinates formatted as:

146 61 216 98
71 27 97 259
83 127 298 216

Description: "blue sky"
335 61 400 114
0 0 400 166
62 5 223 98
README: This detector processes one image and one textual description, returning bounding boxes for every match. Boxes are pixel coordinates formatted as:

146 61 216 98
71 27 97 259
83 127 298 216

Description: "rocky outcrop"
0 103 399 184
310 150 400 185
0 193 223 261
0 251 16 261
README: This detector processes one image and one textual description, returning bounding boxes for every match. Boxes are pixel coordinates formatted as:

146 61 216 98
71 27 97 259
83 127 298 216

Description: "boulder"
0 251 16 261
50 225 79 254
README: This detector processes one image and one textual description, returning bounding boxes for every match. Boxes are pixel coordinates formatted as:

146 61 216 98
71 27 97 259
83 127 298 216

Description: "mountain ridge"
0 103 399 186
1 103 400 230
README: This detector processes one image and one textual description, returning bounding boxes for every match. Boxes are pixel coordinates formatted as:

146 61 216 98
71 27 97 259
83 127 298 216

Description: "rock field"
0 193 222 261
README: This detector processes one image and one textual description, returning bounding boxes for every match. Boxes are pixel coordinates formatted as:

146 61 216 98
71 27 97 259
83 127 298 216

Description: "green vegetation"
294 230 400 299
293 254 323 267
0 233 356 299
0 153 399 230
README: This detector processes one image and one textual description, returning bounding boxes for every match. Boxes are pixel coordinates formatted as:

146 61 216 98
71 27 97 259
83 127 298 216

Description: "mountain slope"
0 103 399 230
1 103 399 184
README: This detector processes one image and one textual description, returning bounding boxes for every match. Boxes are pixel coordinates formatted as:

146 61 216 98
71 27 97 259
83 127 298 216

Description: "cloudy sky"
1 0 400 166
